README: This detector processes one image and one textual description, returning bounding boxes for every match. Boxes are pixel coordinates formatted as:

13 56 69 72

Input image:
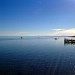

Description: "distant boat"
54 37 58 40
21 37 23 39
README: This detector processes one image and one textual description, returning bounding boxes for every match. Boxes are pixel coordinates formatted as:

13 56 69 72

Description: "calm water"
0 36 75 75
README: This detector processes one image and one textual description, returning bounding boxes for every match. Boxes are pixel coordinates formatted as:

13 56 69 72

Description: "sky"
0 0 75 36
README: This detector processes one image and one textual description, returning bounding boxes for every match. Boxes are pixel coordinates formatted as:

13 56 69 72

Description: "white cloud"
52 29 65 31
51 28 75 36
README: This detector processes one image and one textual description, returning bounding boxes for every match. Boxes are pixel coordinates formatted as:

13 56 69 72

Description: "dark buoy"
21 37 23 39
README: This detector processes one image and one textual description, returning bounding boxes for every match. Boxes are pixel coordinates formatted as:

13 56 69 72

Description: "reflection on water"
0 37 75 75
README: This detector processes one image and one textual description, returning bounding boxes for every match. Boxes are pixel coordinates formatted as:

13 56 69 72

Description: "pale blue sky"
0 0 75 36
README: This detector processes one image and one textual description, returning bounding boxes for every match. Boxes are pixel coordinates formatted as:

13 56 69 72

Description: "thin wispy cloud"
51 28 75 36
52 29 65 31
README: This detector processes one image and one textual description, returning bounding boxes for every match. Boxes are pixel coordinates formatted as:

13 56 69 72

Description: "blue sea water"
0 36 75 75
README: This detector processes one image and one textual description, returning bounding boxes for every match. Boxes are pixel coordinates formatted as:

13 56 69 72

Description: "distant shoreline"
0 36 75 37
